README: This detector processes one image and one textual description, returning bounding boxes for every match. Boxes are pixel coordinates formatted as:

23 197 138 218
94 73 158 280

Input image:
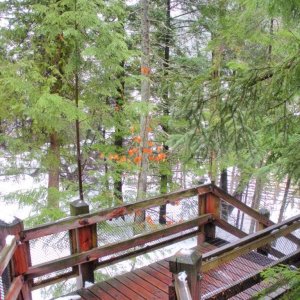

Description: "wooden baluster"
0 218 32 300
257 208 271 256
70 200 97 288
168 249 202 300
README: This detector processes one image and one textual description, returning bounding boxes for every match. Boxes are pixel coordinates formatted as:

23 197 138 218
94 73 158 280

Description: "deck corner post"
0 217 32 300
70 200 97 288
168 248 202 300
198 192 220 241
257 208 271 256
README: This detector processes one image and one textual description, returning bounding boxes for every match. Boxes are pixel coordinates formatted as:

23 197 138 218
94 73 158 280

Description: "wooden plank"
202 215 300 272
149 263 172 278
133 268 169 293
124 272 168 299
142 266 172 285
107 277 145 299
0 236 16 276
116 275 157 299
5 275 23 300
26 214 212 280
96 281 130 300
76 288 101 300
23 185 211 241
88 284 114 300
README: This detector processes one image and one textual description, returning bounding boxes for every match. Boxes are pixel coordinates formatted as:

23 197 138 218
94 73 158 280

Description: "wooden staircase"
1 184 300 299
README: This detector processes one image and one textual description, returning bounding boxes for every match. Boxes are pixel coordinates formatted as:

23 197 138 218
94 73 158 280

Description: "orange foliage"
135 209 143 217
146 215 154 225
166 220 174 225
109 153 119 160
133 136 142 144
142 148 153 155
128 148 138 156
157 146 163 153
134 156 142 164
141 66 151 75
147 141 154 147
118 156 127 163
157 153 166 161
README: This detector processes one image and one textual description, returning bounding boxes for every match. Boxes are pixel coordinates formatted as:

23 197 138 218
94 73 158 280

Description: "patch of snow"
84 281 93 288
178 271 187 282
5 235 15 245
0 214 17 224
55 296 81 300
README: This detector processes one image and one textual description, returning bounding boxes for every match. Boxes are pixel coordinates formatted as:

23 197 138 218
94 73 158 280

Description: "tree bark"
47 132 60 209
278 176 291 223
135 0 151 227
159 0 171 225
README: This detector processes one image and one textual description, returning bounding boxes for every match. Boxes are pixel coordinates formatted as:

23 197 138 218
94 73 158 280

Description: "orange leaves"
146 215 154 225
134 156 142 164
142 148 153 155
141 65 151 75
157 153 166 161
128 148 138 156
133 136 142 144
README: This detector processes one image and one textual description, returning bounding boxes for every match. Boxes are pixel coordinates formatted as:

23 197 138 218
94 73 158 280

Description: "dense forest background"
0 0 299 226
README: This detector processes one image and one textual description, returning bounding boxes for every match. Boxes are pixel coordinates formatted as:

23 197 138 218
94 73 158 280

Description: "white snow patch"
55 296 81 300
5 235 15 245
84 281 93 288
0 214 17 224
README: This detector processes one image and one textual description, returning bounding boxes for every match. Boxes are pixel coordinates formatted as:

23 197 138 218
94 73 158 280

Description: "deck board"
59 240 275 300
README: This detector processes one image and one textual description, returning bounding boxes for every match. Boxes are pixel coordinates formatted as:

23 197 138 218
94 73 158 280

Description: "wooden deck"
62 241 274 300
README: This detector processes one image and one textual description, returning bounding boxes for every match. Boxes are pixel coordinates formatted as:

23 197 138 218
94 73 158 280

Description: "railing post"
70 200 97 288
257 208 271 256
0 218 32 300
198 191 220 241
168 249 202 300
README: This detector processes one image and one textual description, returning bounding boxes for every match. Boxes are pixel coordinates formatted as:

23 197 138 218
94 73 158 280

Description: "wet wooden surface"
60 241 274 300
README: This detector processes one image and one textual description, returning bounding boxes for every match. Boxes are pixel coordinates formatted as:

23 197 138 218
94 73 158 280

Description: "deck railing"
1 183 300 300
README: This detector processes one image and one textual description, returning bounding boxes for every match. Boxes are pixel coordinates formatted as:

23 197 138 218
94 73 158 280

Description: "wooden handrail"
26 214 213 280
202 214 300 272
22 185 211 241
0 235 17 276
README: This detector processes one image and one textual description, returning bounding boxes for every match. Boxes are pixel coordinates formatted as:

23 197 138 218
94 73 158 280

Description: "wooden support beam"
205 248 300 299
168 249 202 300
70 200 97 288
22 185 211 241
5 275 24 300
215 218 285 258
25 214 213 280
0 236 17 276
211 184 300 246
202 215 300 272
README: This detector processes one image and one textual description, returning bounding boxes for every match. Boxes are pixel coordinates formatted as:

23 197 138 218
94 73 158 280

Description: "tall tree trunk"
159 0 171 225
47 132 60 209
74 0 84 201
220 168 229 220
135 0 151 227
278 176 291 223
249 176 264 233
